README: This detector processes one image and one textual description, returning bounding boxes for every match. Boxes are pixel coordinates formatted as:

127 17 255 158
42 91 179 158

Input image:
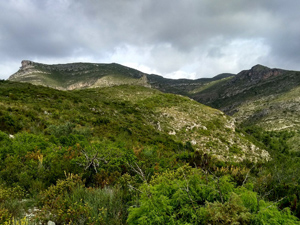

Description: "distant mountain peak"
232 64 284 85
251 64 270 71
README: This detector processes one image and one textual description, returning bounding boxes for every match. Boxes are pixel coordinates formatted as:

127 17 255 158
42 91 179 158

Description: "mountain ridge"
8 60 235 93
9 60 150 90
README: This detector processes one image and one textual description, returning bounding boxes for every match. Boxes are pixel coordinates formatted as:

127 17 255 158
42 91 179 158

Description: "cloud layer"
1 0 300 79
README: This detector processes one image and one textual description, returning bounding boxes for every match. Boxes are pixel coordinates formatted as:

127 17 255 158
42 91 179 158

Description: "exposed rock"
229 64 284 88
21 60 34 68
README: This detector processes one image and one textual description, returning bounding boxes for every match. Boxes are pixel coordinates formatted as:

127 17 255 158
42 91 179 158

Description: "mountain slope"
192 65 300 131
9 60 300 134
0 80 268 162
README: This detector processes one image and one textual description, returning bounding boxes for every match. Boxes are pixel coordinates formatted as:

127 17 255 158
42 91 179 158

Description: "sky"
1 0 300 80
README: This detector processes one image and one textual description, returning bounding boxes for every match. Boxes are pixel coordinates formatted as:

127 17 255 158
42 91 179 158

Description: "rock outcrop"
21 60 34 68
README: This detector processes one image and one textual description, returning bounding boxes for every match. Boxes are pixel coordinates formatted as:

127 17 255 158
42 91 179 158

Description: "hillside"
8 61 300 134
0 80 267 162
8 60 234 93
9 61 300 152
191 65 300 131
1 81 300 224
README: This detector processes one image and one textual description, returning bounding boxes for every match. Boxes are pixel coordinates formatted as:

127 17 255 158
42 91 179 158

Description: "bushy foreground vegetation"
127 165 299 224
0 80 300 224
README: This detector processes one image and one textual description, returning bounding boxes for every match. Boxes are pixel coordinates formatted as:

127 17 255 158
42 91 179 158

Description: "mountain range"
9 60 300 133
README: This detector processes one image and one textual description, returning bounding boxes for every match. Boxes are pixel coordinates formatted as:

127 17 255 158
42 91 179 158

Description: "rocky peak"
8 60 37 81
231 64 284 85
21 60 34 69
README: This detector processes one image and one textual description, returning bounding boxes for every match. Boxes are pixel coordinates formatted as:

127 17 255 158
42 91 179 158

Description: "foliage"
36 174 127 224
127 165 300 224
240 125 300 218
252 205 300 225
3 217 32 225
205 194 251 225
0 81 299 224
0 185 26 224
36 174 93 224
242 125 294 154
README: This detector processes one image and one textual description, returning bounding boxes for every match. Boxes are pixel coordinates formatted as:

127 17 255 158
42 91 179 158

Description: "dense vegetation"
0 80 300 224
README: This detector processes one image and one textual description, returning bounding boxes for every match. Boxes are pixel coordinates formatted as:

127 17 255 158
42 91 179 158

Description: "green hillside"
0 80 267 163
1 80 300 224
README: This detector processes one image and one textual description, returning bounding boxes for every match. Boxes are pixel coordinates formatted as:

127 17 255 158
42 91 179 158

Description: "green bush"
127 165 235 224
0 185 26 224
36 174 127 224
205 194 251 225
252 204 300 225
127 165 300 224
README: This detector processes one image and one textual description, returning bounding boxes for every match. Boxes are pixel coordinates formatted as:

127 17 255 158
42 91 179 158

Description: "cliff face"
21 60 34 68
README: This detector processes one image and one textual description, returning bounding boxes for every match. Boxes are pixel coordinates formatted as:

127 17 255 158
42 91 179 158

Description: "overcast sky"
1 0 300 80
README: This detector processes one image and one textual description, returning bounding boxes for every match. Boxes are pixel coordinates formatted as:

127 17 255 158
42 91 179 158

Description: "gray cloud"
1 0 300 79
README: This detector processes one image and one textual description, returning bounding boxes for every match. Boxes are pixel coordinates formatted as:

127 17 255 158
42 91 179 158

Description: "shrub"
127 165 235 224
252 205 300 224
36 174 127 224
205 194 251 225
0 208 11 224
0 185 26 224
